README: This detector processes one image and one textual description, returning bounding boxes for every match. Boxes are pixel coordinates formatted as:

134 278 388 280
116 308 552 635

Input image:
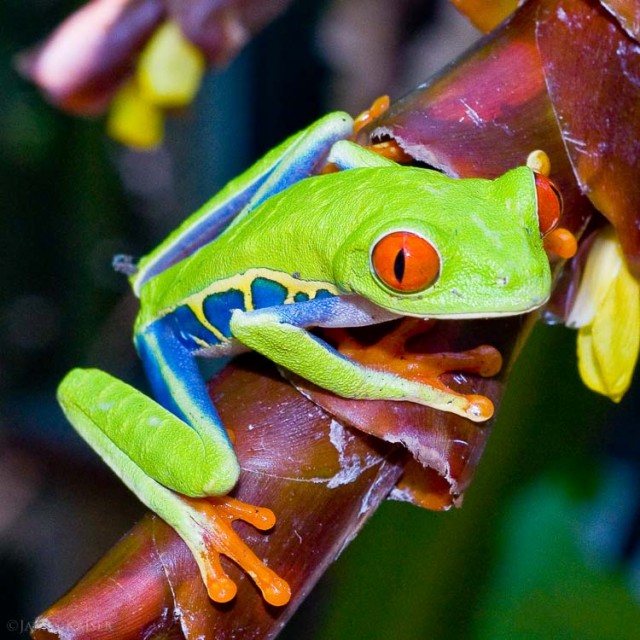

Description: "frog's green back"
136 165 550 329
131 112 353 295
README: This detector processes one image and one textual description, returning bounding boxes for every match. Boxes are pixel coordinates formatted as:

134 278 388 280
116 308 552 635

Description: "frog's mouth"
412 301 550 320
367 288 551 321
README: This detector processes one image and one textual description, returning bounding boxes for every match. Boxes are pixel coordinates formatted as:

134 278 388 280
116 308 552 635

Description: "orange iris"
371 231 440 292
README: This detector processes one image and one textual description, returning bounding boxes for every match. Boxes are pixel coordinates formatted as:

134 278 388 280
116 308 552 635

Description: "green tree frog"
57 111 562 606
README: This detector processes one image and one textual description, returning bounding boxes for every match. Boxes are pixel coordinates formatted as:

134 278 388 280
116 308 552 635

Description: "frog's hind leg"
133 111 354 292
57 321 291 605
230 111 354 228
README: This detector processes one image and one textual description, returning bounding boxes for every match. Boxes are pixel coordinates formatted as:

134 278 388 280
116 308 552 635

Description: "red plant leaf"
537 0 640 277
601 0 640 41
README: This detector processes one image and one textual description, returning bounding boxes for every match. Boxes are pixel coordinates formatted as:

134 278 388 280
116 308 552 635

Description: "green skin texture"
57 112 551 586
137 163 549 324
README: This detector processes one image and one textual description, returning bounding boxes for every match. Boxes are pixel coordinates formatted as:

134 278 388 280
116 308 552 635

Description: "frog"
57 108 567 607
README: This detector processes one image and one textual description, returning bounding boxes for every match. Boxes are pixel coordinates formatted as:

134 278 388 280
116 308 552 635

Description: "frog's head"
334 166 559 319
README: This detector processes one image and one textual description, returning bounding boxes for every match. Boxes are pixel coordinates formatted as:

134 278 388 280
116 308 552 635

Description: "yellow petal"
567 226 622 328
449 0 519 32
577 325 600 394
107 79 164 149
137 21 205 108
576 232 640 402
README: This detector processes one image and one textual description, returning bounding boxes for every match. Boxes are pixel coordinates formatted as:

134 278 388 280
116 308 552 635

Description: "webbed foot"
177 494 291 606
353 95 414 162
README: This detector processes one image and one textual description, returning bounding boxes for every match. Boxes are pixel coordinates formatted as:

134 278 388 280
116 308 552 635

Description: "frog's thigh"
58 367 239 498
135 112 354 290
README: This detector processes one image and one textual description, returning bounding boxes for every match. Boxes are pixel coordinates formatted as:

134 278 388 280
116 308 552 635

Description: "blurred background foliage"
0 0 639 638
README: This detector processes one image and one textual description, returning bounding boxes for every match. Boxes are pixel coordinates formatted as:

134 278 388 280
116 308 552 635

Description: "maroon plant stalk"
31 0 640 638
31 318 539 640
33 357 407 640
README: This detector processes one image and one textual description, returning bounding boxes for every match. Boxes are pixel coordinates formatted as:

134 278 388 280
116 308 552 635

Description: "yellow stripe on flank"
187 303 227 343
143 269 341 336
187 269 339 314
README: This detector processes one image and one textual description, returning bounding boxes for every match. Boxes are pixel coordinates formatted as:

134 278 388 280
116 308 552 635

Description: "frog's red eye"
535 173 563 236
371 231 440 292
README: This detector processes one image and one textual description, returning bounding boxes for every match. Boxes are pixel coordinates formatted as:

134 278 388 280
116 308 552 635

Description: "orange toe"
181 495 291 607
353 95 390 134
329 320 500 423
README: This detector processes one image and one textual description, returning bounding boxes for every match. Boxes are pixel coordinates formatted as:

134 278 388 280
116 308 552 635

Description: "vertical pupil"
393 249 406 283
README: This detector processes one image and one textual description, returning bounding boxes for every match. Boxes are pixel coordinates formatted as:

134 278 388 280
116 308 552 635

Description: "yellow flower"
137 21 206 108
567 226 640 402
107 78 164 149
107 21 205 149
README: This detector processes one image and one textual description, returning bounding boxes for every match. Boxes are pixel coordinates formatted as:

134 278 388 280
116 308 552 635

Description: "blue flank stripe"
169 305 221 349
251 277 288 309
160 279 337 353
203 289 246 337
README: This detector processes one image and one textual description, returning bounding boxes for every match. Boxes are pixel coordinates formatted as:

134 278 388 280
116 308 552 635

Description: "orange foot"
353 95 414 163
353 94 391 134
179 495 291 607
322 96 412 175
327 318 502 421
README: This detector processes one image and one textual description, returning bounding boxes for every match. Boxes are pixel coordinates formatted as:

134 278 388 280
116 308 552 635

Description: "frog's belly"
194 338 248 358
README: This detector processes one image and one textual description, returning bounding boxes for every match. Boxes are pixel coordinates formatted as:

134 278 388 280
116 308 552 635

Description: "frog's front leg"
229 297 493 422
57 318 291 606
329 318 501 418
